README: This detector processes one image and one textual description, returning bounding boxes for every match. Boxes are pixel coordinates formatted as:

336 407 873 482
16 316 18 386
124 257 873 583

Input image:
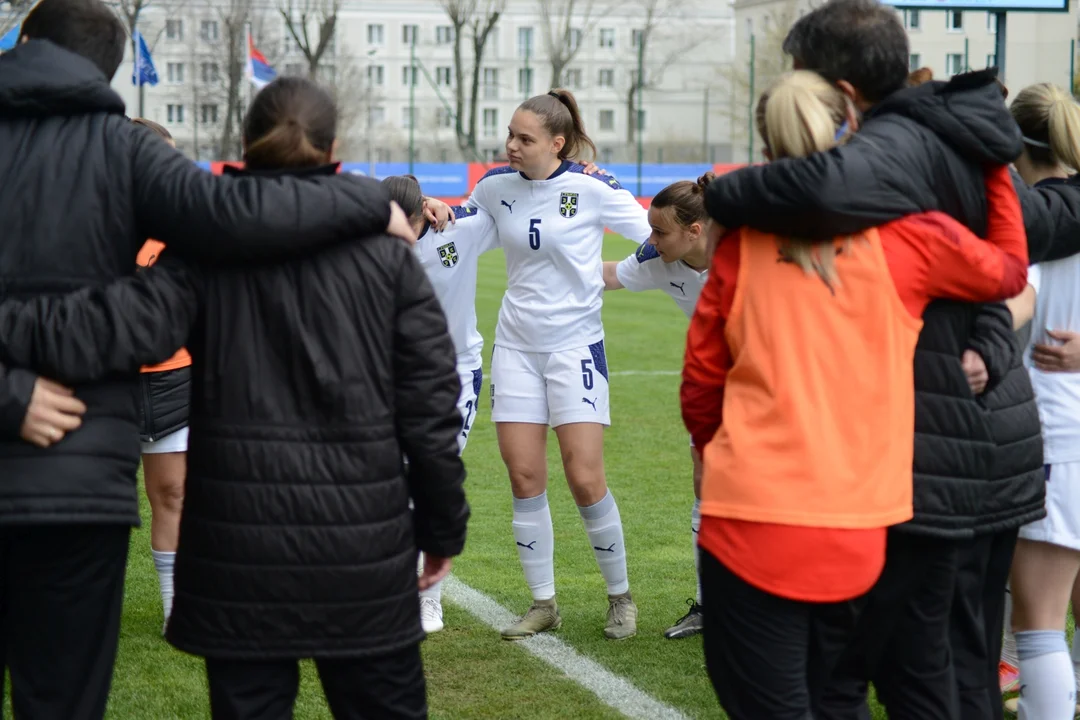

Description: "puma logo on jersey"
670 281 686 295
593 543 616 553
516 540 537 550
582 397 597 410
501 199 516 213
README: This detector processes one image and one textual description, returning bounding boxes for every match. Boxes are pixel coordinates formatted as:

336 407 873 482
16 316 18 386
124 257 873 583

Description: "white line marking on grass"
443 575 691 720
611 370 681 376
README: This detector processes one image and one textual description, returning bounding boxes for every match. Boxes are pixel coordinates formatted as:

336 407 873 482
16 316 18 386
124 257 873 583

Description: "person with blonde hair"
999 82 1080 720
683 69 1030 719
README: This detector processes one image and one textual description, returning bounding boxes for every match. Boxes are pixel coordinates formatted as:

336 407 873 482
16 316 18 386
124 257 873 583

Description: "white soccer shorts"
457 366 483 453
140 426 189 455
490 341 611 428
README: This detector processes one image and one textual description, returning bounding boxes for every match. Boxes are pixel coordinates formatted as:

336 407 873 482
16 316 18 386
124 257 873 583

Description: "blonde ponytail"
1011 83 1080 172
756 70 853 288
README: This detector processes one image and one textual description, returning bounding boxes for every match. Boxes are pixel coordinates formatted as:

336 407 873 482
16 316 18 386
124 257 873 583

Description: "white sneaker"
420 597 444 634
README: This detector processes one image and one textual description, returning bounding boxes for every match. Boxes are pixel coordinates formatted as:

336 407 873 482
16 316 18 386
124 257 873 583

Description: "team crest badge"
438 242 459 268
559 192 579 218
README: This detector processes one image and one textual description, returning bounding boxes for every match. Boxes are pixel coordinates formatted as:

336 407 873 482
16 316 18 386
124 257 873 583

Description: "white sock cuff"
513 492 549 513
578 491 615 521
1017 630 1068 660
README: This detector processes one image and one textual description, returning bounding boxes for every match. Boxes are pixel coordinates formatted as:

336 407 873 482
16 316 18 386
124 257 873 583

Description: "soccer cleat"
664 598 704 640
604 592 638 640
999 660 1019 693
501 597 561 640
420 597 445 634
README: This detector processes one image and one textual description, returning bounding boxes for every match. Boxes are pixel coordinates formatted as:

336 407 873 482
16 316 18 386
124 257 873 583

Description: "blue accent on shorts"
588 340 609 382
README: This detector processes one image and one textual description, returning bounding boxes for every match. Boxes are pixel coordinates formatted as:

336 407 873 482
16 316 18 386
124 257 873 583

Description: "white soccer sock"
578 491 629 596
1002 586 1018 667
513 492 556 601
152 549 176 620
417 555 443 603
692 499 703 605
1017 630 1076 720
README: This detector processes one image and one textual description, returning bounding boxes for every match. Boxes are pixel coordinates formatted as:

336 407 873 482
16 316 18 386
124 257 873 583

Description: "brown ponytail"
242 76 337 171
132 117 174 145
381 175 425 225
651 172 715 227
518 88 597 162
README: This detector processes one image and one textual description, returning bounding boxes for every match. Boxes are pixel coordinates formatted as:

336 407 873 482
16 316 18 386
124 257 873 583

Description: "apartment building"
731 0 1080 161
110 0 737 163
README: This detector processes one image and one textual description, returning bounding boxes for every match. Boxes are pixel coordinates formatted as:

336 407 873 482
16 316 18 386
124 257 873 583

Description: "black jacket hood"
870 68 1022 165
0 39 125 118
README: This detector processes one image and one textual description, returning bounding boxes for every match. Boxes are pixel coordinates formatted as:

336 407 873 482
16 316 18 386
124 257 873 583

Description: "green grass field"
106 233 895 719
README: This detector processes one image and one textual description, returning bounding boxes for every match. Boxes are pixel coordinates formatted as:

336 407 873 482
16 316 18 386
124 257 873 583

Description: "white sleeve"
1027 264 1041 295
463 178 487 213
614 245 660 292
598 180 652 243
451 207 500 254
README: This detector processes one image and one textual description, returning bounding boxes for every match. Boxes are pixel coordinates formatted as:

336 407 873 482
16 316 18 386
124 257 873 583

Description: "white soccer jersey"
466 162 652 352
614 242 708 318
413 206 499 370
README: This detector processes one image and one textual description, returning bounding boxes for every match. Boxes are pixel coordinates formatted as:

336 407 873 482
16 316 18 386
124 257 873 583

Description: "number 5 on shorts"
581 359 594 390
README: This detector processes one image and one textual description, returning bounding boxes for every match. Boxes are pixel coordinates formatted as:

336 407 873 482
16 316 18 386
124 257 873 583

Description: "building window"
903 9 920 30
402 107 415 129
436 66 453 86
436 25 454 44
437 107 454 129
987 53 997 67
167 62 184 84
368 24 384 45
908 53 921 71
945 53 964 76
518 67 533 96
568 28 582 52
633 109 646 131
598 68 614 88
166 19 183 40
402 65 418 86
201 62 220 83
599 109 614 131
562 68 582 89
745 18 753 38
370 107 385 125
200 104 218 124
632 29 643 48
403 24 418 45
483 68 499 99
947 10 963 31
368 65 385 86
200 20 218 42
518 27 533 58
284 63 303 77
483 108 498 138
987 12 997 32
166 104 184 124
599 28 615 48
601 147 614 163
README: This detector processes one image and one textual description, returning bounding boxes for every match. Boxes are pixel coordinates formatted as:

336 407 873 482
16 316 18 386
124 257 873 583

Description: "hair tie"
1022 135 1052 149
548 90 562 100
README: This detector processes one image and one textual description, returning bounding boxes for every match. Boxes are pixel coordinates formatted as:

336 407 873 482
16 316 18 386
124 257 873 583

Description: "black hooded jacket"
0 40 393 527
705 71 1056 536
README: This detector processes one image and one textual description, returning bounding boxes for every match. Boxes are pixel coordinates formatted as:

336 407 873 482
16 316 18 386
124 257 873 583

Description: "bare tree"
538 0 604 89
724 1 798 160
214 0 252 159
278 0 339 80
116 0 170 117
439 0 505 157
622 0 707 146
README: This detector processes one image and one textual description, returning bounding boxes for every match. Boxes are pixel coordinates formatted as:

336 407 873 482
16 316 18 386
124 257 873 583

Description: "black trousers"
0 524 130 720
951 529 1018 720
816 530 961 720
700 550 865 720
205 643 428 720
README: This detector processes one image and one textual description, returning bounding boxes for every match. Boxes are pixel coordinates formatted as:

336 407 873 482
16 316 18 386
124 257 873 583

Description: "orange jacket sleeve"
681 232 741 451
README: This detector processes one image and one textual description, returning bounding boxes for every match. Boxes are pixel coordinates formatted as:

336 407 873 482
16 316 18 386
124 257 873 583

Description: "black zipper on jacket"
140 375 156 442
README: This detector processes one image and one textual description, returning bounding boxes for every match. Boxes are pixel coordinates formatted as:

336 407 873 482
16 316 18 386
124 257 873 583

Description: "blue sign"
340 163 470 197
598 164 717 198
880 0 1066 11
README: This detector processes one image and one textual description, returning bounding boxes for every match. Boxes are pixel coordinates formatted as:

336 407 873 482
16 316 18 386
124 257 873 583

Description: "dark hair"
21 0 126 79
782 0 909 104
518 89 597 162
132 117 173 142
381 175 425 223
243 77 337 170
651 172 715 227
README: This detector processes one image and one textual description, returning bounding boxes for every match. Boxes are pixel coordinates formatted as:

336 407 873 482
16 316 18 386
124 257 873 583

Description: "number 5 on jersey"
529 218 541 250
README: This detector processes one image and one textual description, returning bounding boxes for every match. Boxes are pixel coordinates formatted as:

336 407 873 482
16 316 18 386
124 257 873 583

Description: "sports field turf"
106 233 897 719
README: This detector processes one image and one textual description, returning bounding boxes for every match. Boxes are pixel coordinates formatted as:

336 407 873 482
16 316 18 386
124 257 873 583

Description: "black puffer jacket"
705 70 1063 536
0 165 470 658
138 368 191 443
0 40 393 526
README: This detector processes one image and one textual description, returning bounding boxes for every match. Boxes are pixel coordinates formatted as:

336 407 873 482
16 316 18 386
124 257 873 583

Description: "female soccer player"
1001 83 1080 720
601 175 712 639
684 70 1029 719
466 89 652 639
131 117 190 632
382 174 498 634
